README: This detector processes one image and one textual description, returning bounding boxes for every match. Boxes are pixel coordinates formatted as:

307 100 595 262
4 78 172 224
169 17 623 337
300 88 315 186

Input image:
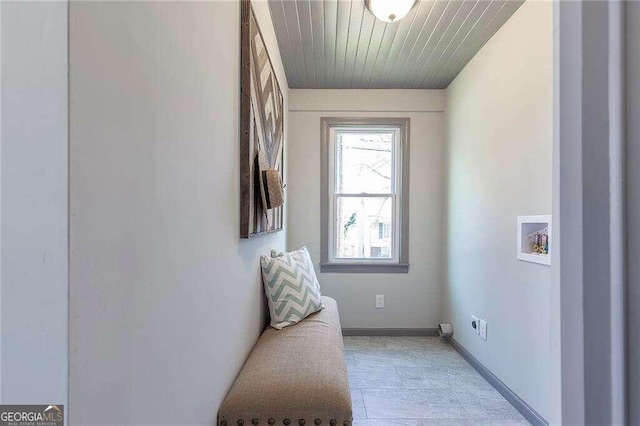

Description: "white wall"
444 1 553 420
69 1 287 424
1 0 68 408
288 90 445 329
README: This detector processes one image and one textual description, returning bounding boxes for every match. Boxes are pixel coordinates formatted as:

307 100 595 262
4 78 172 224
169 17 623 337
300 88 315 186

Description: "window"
378 223 390 240
320 118 410 273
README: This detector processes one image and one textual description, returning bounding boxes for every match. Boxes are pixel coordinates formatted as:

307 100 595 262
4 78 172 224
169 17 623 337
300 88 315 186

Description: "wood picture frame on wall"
240 0 285 239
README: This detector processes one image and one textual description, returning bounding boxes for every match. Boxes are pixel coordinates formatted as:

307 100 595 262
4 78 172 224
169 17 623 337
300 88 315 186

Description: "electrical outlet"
471 315 479 335
479 320 487 340
376 295 384 309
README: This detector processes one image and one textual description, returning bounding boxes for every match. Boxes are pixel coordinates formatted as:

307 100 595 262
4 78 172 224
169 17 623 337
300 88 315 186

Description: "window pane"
335 132 394 194
335 197 393 259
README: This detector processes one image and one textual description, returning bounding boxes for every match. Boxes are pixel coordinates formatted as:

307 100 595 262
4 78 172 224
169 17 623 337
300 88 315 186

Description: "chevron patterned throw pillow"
260 247 325 329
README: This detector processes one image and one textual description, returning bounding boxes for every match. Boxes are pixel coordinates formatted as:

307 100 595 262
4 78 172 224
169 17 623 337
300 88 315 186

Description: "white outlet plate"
479 320 487 340
376 295 384 309
471 315 479 335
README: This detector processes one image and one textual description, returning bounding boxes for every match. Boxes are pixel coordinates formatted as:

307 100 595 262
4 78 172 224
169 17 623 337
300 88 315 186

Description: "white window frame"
320 118 410 273
327 127 401 264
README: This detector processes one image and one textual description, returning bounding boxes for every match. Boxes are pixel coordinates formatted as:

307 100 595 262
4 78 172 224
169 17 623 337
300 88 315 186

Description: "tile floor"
344 336 530 426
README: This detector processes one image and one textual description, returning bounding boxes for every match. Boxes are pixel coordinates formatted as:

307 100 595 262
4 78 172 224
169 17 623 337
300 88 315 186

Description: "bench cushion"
218 296 352 426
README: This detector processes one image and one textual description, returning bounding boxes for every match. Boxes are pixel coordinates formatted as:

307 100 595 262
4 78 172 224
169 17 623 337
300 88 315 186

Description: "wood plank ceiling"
267 0 524 89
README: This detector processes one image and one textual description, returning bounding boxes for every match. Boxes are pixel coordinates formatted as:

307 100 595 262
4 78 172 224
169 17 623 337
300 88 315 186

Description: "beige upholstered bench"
218 297 352 426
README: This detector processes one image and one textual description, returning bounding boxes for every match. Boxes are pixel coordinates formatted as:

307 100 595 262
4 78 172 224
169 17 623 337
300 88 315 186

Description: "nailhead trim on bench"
221 419 350 426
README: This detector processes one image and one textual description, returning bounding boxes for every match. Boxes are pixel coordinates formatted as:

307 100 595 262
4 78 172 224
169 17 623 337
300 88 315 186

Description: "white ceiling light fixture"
365 0 418 23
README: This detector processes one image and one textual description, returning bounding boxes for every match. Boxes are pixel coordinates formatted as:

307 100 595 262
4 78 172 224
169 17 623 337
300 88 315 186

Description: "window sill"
320 262 410 273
